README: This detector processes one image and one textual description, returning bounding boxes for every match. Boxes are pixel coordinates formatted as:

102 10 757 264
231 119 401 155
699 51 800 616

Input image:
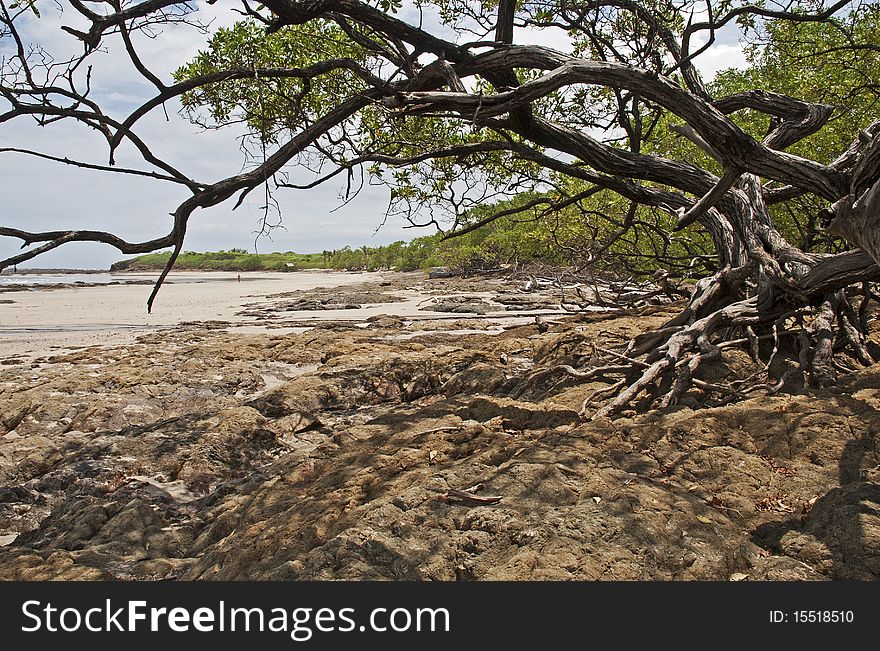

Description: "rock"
127 476 200 504
109 259 134 272
365 314 405 328
755 482 880 580
458 397 579 429
1 400 30 432
215 406 268 434
421 296 494 314
443 364 507 396
494 294 555 310
19 443 66 480
2 272 880 582
268 414 321 443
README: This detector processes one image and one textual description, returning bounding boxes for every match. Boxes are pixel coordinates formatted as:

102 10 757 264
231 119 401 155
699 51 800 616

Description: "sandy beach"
0 269 571 360
0 270 388 358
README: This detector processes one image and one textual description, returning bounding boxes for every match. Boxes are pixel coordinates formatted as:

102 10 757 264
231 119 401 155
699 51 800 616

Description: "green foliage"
8 0 40 17
120 250 327 271
116 244 443 273
173 20 366 141
168 5 880 274
435 199 569 270
321 238 445 271
639 5 880 253
436 191 715 276
376 0 402 12
711 5 880 251
713 5 879 165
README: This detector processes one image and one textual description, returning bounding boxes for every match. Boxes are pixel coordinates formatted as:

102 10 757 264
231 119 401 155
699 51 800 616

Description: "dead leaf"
696 515 712 524
755 493 795 513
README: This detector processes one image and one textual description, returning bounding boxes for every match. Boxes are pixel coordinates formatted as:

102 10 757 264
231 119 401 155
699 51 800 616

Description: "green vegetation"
112 244 444 273
113 249 326 272
162 6 880 281
108 237 471 273
129 5 880 280
111 192 709 275
111 209 593 274
688 3 879 253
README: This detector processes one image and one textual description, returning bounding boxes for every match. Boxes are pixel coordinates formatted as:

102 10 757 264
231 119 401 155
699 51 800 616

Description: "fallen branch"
439 485 503 505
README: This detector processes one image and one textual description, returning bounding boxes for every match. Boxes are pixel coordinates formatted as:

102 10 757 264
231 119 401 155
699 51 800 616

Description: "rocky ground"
0 272 878 580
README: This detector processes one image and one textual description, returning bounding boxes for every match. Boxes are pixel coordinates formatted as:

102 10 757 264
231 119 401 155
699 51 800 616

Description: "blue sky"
0 2 747 269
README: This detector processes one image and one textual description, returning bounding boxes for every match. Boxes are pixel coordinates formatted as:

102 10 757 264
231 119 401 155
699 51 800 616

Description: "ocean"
0 272 252 288
0 273 117 287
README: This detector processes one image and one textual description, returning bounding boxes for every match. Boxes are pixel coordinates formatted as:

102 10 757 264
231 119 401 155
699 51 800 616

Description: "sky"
0 1 748 269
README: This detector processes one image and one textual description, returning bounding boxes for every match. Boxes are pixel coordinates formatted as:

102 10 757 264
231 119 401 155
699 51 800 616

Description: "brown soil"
0 273 877 580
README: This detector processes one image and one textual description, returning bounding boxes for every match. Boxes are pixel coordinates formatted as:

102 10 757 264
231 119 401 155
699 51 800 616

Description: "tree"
1 0 879 418
702 7 880 252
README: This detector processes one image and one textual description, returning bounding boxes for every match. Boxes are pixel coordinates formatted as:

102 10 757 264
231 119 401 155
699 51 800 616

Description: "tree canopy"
2 0 880 417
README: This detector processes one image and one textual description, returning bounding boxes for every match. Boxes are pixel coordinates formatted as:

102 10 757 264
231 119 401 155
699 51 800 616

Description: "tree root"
511 272 878 421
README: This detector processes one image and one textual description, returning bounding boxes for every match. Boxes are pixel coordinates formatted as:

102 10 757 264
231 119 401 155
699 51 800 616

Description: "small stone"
0 533 19 547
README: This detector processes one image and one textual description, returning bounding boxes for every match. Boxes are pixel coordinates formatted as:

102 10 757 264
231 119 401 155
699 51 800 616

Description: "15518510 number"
793 611 854 623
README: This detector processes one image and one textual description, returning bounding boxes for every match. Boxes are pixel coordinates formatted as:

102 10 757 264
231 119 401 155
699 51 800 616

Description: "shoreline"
0 269 571 360
0 268 109 275
0 270 392 359
1 267 368 274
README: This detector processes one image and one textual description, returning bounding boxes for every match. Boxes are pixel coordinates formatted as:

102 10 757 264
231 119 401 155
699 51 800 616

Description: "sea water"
0 272 244 288
0 273 115 287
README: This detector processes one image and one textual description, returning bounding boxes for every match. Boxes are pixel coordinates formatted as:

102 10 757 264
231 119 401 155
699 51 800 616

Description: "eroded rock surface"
0 274 877 581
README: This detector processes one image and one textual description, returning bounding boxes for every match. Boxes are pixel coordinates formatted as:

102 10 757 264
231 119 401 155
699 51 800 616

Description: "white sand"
0 270 387 358
0 269 569 360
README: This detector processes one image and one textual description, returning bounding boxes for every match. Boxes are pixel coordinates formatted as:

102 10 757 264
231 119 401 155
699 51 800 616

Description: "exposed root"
510 265 683 311
579 380 626 415
512 269 878 421
807 298 836 388
838 298 875 366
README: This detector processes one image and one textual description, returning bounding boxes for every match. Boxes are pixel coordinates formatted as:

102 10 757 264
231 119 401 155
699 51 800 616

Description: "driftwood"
438 484 503 505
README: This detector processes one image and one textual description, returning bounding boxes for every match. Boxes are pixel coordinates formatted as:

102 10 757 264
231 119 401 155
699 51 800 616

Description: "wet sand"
0 270 388 358
0 269 573 360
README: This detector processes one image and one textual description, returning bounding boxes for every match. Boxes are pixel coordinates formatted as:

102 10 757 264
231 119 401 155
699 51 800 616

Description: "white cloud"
693 42 749 81
513 24 572 52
